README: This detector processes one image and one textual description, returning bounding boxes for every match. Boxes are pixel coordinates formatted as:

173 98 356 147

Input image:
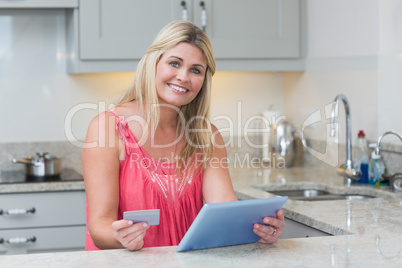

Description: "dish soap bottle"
354 130 369 184
369 150 387 188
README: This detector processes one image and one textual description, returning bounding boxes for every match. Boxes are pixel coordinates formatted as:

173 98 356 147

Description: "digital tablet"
176 196 288 252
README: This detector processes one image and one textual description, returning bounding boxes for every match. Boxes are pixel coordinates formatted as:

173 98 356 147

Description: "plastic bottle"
369 151 386 188
354 130 369 184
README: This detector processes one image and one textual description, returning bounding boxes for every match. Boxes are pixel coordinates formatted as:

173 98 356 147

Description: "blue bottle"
355 130 369 184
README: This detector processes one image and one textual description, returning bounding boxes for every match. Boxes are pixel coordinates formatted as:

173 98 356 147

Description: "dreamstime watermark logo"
64 101 341 167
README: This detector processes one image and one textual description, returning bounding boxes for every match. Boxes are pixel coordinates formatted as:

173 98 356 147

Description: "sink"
266 189 376 201
271 189 330 198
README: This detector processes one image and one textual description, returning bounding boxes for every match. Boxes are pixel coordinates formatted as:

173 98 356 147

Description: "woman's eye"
191 68 201 74
170 62 179 68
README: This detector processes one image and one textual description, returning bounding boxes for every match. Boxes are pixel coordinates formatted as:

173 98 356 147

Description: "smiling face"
155 42 207 108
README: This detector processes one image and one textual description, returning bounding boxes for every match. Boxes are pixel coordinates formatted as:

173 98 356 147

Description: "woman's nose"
176 68 189 82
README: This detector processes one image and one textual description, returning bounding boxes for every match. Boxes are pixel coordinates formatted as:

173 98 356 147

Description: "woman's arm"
82 112 148 250
202 126 285 243
202 125 237 203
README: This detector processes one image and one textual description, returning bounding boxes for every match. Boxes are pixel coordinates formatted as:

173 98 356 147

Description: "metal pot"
12 152 62 177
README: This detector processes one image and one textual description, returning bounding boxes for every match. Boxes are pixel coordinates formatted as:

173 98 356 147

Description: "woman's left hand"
253 209 285 244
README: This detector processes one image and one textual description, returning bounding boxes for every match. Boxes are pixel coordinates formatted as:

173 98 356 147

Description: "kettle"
268 120 304 168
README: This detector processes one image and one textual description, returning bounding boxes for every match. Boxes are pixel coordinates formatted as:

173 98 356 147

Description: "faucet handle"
337 164 362 180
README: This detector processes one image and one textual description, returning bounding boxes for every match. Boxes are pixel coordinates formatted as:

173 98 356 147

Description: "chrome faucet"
330 94 361 186
373 131 402 157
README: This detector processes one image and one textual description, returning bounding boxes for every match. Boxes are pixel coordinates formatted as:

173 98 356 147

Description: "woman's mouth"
168 83 189 93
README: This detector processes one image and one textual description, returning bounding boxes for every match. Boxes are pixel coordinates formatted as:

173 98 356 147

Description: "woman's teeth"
169 84 188 93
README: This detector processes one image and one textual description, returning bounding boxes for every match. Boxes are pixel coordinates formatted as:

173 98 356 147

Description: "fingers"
253 210 286 244
253 223 281 243
112 220 150 251
112 219 133 232
266 210 285 231
276 209 285 222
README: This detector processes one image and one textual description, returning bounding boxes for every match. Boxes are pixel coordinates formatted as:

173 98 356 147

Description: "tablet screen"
176 196 288 252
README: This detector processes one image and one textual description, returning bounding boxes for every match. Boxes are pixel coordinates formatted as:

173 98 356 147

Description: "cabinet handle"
199 1 207 31
0 207 35 216
0 236 36 245
181 1 188 21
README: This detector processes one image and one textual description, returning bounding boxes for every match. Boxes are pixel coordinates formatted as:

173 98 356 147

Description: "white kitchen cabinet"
0 0 78 8
0 191 86 255
67 0 304 73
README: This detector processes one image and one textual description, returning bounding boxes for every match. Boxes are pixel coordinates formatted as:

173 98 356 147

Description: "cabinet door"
192 0 300 59
0 226 85 255
79 0 177 60
0 191 85 230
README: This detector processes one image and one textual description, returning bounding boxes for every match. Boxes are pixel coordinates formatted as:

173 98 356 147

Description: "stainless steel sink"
267 189 376 201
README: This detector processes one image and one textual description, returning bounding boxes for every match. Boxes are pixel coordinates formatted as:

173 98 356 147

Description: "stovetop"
0 168 83 184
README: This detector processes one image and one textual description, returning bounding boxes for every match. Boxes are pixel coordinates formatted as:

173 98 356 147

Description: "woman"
82 21 285 251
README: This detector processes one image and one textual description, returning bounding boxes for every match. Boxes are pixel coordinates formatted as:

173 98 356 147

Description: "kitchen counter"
1 165 402 267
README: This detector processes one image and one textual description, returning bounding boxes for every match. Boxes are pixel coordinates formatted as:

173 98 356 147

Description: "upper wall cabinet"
67 0 303 73
196 0 300 59
78 0 176 60
0 0 78 8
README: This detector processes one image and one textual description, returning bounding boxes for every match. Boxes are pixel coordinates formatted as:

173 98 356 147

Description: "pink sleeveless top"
85 111 204 250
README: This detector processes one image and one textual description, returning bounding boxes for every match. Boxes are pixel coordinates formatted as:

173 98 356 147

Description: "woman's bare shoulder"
109 101 146 138
86 101 141 130
111 101 143 118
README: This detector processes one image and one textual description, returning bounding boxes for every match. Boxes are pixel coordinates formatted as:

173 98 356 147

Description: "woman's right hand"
112 220 150 251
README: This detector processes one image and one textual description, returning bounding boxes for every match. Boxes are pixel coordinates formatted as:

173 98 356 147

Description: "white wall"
0 9 284 143
211 72 284 138
378 0 402 140
284 0 402 144
308 0 379 57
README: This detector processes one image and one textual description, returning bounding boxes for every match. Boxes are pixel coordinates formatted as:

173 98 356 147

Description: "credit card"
123 209 160 226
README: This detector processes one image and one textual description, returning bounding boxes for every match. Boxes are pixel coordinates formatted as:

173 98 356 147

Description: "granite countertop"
1 165 402 267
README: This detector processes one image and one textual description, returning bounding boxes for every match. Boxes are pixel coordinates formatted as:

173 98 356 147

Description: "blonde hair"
118 21 216 169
